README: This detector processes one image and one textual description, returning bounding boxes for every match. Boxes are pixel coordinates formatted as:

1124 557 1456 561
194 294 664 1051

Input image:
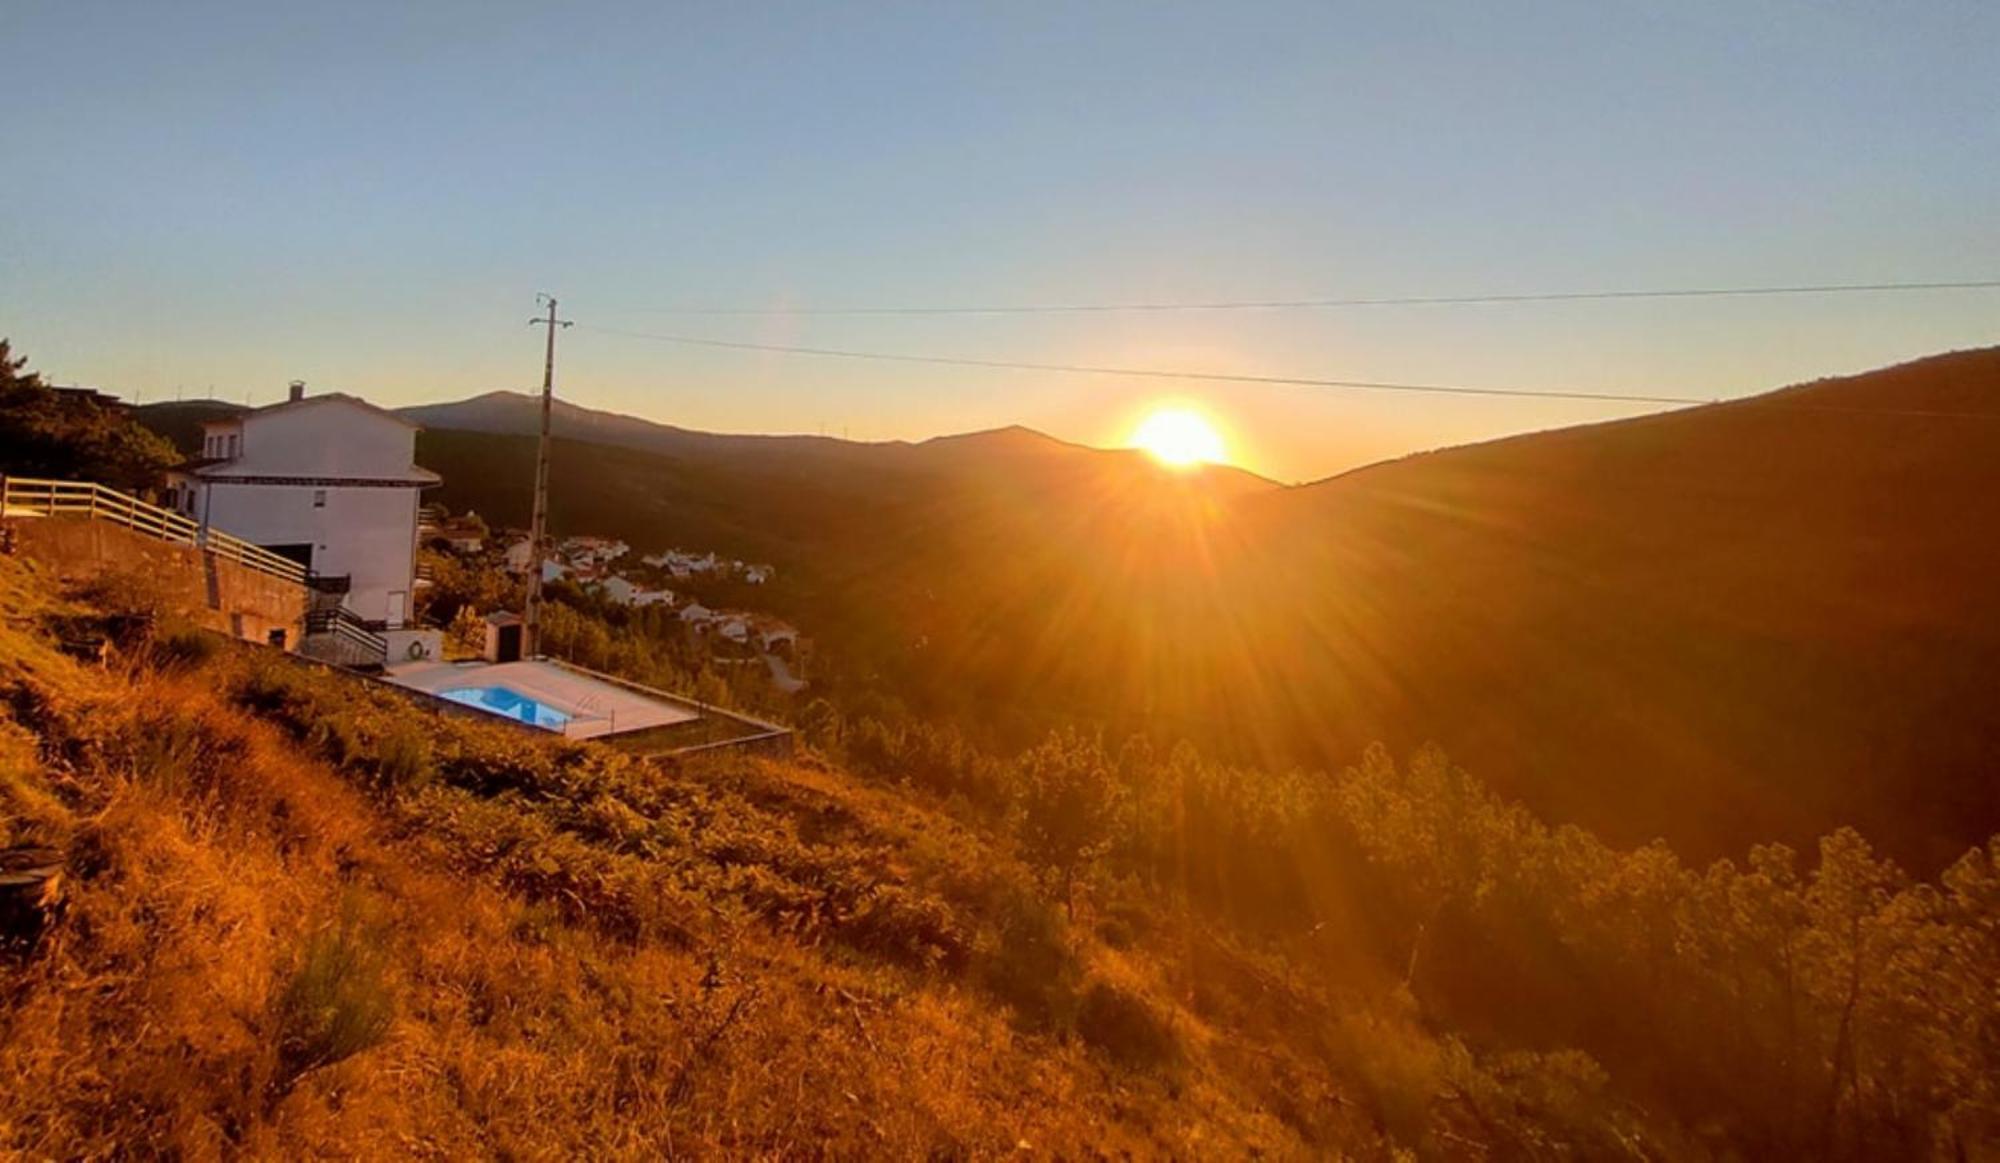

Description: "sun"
1130 407 1227 468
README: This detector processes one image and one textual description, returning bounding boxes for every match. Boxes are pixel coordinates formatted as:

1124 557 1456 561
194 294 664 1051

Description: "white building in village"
167 384 439 627
601 575 674 608
501 537 535 574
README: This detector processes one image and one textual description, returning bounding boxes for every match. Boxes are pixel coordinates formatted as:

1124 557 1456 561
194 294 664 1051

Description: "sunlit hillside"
1214 347 2000 869
0 555 1367 1155
320 349 2000 871
5 536 1998 1157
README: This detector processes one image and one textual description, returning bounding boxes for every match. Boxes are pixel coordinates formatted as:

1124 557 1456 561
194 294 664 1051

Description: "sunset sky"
6 1 1997 481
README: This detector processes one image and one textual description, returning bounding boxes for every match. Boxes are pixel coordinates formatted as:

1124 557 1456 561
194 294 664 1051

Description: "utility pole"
524 293 572 658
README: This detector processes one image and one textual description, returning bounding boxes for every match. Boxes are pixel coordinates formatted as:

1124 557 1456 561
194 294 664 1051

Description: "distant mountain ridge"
395 390 1279 494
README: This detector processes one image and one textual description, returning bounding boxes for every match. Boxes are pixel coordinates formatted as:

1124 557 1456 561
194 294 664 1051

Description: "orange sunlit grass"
1129 407 1227 468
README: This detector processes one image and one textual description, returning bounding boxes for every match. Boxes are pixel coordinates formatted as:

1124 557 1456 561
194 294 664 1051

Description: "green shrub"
122 712 232 800
836 883 970 971
1076 980 1180 1069
979 878 1082 1031
151 623 221 670
271 910 394 1096
235 656 313 717
372 724 435 793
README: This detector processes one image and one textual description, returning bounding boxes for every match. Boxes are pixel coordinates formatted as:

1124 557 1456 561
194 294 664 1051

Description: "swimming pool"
436 684 573 731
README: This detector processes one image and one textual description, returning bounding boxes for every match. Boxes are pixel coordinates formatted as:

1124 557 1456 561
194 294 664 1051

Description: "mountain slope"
840 348 2000 869
1188 348 2000 868
413 351 2000 869
400 390 1278 499
132 399 247 453
9 550 1996 1159
780 351 2000 869
135 352 2000 868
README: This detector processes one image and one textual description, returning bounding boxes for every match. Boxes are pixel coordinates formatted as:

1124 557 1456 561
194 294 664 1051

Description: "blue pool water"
437 685 572 731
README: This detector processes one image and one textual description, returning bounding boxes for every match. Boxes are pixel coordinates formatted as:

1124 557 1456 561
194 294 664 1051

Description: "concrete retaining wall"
2 515 308 648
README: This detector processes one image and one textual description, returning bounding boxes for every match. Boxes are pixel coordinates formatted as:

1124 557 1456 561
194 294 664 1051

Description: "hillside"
837 347 2000 870
131 398 247 454
4 550 1997 1158
0 554 1371 1155
331 351 2000 871
1207 347 2000 870
398 390 1277 500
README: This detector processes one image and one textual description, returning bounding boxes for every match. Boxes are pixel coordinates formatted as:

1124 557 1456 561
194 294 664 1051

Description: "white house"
602 575 674 608
501 538 535 574
678 601 714 625
754 618 799 653
433 516 485 554
560 536 629 569
644 548 724 578
167 384 439 627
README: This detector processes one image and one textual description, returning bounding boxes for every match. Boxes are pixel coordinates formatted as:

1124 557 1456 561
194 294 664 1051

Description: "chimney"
288 380 307 403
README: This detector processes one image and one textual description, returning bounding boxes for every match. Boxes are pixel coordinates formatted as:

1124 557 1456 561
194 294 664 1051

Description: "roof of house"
201 392 422 432
484 611 523 626
183 462 443 485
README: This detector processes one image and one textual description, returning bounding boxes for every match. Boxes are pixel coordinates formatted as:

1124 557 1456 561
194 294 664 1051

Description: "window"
313 489 326 508
227 434 240 458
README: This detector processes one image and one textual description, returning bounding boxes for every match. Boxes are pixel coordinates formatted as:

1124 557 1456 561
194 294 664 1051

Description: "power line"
576 323 2000 419
578 323 1709 406
618 278 2000 317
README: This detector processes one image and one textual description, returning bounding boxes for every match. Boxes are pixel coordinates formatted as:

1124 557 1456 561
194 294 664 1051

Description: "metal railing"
561 692 617 739
304 606 388 663
0 476 307 585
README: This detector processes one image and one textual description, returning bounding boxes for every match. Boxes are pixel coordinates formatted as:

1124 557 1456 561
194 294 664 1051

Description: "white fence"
0 476 307 585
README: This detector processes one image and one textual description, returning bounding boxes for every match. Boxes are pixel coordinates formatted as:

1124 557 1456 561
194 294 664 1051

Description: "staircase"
417 503 447 541
302 601 388 669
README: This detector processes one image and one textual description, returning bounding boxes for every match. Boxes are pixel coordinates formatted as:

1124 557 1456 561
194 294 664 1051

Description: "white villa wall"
202 483 417 623
208 402 423 479
185 396 433 626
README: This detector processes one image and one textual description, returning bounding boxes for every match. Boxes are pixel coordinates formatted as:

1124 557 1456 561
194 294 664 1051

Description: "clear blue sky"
5 0 1996 481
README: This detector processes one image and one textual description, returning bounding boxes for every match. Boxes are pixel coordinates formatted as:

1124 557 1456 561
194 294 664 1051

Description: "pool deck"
384 658 701 739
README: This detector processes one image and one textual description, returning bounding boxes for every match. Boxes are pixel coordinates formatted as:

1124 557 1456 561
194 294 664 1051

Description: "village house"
501 537 535 574
601 575 674 608
560 536 629 569
753 617 799 654
167 383 438 627
431 515 486 554
644 548 724 578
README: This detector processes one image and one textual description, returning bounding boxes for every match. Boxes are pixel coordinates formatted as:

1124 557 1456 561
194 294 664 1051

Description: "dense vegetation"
3 553 1997 1157
826 703 2000 1157
0 341 176 491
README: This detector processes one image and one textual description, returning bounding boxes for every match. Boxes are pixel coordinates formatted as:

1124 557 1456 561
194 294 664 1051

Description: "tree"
1011 729 1120 919
444 605 485 658
0 339 177 491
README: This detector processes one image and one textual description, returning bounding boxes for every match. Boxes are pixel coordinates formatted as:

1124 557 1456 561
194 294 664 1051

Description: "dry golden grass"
0 555 1396 1158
